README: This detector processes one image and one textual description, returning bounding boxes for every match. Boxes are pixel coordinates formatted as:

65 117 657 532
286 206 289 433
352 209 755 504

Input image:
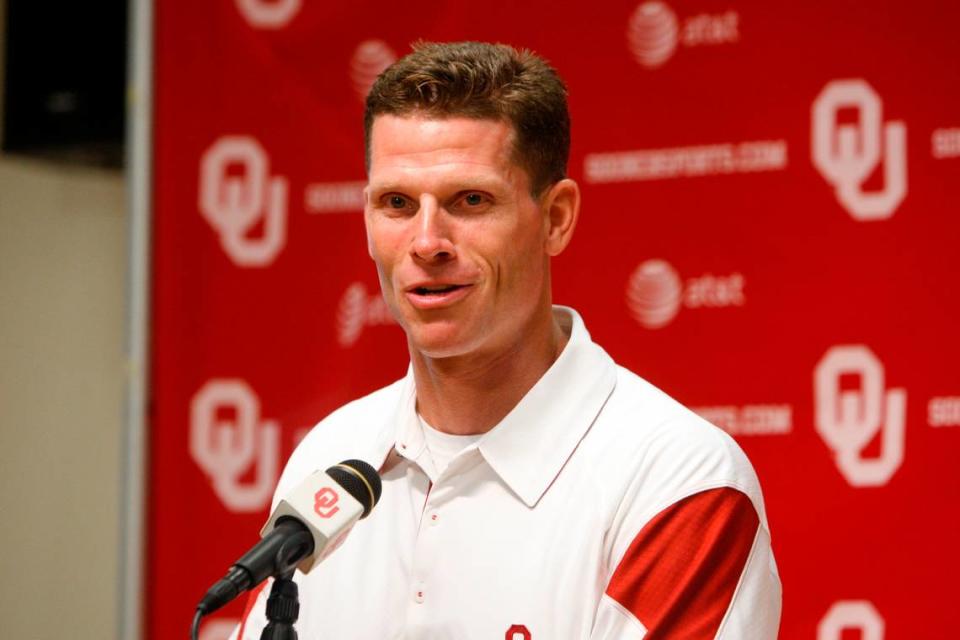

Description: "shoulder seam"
600 592 649 635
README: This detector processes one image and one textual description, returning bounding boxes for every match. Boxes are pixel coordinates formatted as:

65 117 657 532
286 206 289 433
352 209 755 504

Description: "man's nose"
411 195 455 261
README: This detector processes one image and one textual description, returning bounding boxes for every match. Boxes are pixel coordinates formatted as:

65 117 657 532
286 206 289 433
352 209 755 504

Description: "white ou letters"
812 79 907 221
818 601 885 640
235 0 301 29
199 136 288 267
814 345 906 487
190 379 279 513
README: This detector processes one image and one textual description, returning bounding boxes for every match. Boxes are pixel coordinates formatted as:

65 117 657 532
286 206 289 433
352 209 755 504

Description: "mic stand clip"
260 570 300 640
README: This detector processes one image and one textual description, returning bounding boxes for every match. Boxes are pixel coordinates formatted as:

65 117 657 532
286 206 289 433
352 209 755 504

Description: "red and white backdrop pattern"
150 1 960 638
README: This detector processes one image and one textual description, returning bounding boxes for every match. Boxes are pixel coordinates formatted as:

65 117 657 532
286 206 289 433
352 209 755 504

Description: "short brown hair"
364 41 570 196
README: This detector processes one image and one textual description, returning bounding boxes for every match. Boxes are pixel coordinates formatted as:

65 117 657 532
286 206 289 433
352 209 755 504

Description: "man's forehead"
369 114 515 156
367 114 523 182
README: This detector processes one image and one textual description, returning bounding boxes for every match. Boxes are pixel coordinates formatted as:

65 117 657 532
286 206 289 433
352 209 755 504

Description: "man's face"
364 114 554 360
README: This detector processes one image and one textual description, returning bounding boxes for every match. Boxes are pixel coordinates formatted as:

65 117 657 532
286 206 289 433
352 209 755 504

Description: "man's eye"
464 193 484 206
387 195 407 209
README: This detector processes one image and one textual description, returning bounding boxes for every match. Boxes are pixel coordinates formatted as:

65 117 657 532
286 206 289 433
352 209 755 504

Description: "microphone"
196 459 382 616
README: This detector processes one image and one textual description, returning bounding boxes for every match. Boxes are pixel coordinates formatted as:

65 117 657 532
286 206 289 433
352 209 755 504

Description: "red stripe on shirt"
235 580 270 639
606 487 760 639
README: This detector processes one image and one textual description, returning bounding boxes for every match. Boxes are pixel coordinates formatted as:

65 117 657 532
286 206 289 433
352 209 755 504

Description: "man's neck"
410 308 569 436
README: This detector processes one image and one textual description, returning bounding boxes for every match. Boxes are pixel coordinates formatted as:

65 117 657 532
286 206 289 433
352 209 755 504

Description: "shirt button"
414 587 425 604
429 512 439 526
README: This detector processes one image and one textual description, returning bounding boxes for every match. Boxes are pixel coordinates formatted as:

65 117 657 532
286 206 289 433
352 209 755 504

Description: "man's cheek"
371 262 392 294
369 245 393 275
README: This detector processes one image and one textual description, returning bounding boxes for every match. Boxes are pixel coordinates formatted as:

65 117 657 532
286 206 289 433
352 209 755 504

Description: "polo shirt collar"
479 307 617 507
369 372 420 473
372 306 618 507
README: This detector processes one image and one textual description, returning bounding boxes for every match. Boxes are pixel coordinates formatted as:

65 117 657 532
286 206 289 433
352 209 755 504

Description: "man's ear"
542 178 581 256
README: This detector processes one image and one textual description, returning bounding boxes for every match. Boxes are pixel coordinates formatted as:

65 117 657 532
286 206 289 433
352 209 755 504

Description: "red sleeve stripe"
235 580 269 640
606 487 760 639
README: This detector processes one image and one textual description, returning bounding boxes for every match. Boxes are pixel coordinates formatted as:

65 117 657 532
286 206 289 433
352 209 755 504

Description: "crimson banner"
150 1 960 638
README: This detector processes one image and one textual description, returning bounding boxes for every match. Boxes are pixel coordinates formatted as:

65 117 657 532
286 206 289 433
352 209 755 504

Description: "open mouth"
413 284 466 295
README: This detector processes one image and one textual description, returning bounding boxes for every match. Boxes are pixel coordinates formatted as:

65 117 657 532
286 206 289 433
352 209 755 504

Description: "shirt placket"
403 446 484 637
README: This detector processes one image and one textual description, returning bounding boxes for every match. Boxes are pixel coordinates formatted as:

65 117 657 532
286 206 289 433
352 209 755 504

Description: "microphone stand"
260 570 300 640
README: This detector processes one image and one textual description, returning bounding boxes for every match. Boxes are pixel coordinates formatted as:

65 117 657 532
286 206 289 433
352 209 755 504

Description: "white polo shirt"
231 307 781 639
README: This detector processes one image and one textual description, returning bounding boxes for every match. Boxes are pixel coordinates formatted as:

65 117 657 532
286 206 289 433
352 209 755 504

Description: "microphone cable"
191 609 202 640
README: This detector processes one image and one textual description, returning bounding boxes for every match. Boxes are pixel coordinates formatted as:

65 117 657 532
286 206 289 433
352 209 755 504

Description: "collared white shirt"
232 307 781 639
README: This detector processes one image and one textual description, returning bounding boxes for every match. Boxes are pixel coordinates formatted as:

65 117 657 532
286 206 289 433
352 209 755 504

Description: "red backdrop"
150 1 960 638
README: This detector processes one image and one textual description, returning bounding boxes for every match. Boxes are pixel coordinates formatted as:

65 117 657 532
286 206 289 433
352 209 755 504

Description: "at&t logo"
812 79 907 220
190 379 279 512
814 345 906 487
627 1 739 69
337 282 395 347
351 40 397 101
199 136 289 267
235 0 300 29
626 259 745 329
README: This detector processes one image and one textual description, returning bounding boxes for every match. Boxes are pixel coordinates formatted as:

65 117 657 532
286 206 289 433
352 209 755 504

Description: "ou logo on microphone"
190 379 280 512
235 0 300 29
812 79 907 221
199 136 288 267
818 601 885 640
313 487 340 518
814 345 906 487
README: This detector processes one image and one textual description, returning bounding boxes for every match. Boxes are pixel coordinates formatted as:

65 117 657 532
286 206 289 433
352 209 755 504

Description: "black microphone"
196 459 382 617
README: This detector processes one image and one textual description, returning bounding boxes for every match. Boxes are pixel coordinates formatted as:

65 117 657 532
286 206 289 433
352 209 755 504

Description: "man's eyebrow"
453 177 508 192
366 182 406 195
367 177 508 195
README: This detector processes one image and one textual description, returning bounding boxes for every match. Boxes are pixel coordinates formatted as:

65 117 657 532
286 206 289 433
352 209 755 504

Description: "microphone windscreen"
326 460 382 518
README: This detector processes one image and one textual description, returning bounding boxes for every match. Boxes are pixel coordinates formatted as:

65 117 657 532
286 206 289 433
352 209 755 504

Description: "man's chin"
406 326 478 360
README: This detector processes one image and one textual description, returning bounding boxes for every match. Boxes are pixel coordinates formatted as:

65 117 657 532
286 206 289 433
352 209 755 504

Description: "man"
233 41 781 639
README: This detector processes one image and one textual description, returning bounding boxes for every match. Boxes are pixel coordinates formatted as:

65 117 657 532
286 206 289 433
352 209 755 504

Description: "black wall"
2 1 127 166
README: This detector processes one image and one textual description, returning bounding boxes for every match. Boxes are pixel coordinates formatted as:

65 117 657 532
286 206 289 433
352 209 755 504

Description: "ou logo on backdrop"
812 79 907 221
814 345 906 487
235 0 300 29
199 136 288 267
818 601 885 640
190 379 280 512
